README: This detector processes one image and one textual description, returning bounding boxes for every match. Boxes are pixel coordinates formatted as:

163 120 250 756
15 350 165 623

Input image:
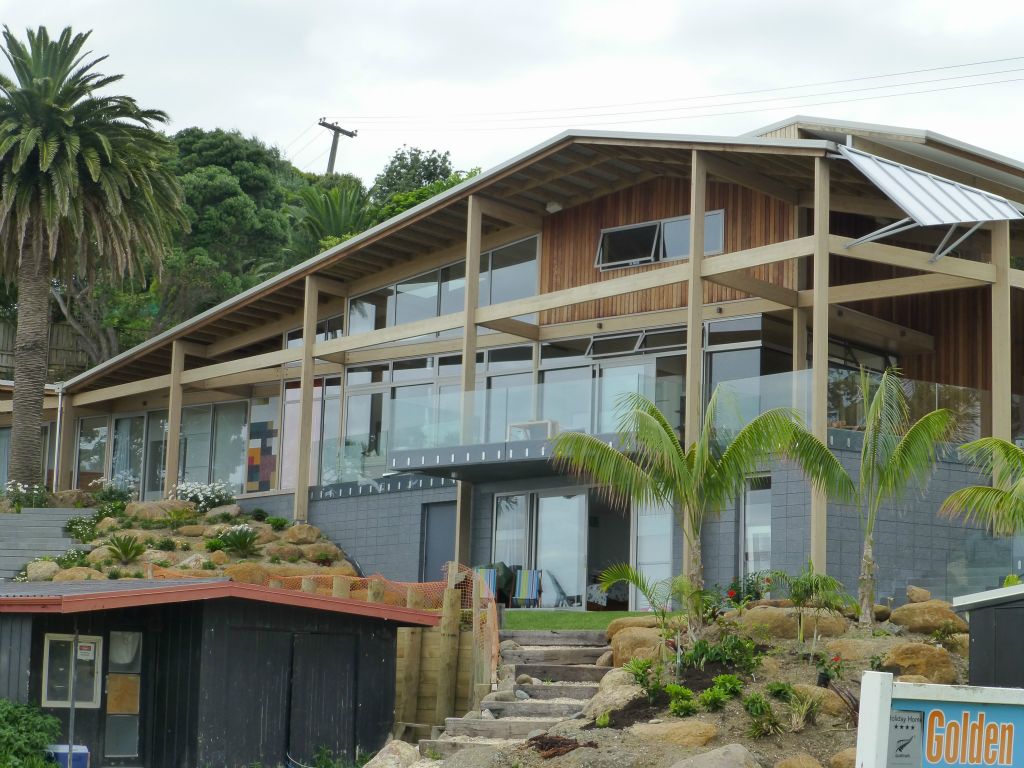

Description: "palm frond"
785 425 856 502
600 562 670 611
550 430 661 510
878 408 957 500
957 437 1024 489
940 485 1024 537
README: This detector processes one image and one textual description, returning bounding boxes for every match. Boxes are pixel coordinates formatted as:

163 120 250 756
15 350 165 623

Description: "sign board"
76 642 95 662
858 671 1024 767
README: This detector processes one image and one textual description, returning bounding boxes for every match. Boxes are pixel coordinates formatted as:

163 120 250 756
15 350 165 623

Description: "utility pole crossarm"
318 118 357 175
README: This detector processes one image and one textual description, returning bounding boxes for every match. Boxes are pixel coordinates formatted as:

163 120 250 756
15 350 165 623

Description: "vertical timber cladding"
539 178 796 324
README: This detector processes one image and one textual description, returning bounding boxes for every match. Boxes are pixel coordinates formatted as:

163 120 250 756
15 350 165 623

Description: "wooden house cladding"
539 178 796 324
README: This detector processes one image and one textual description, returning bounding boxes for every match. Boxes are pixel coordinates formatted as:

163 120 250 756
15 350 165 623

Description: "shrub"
683 633 762 675
1004 573 1021 588
666 684 698 717
747 709 784 739
107 534 146 565
90 477 134 505
221 524 259 557
816 653 845 682
743 692 773 717
2 481 49 512
931 621 961 651
698 686 728 711
314 552 337 567
166 507 195 530
55 549 88 569
179 542 192 551
711 674 744 697
622 657 664 704
155 537 176 552
0 698 61 766
96 499 128 519
269 555 282 564
595 711 611 728
201 561 217 571
249 507 268 521
267 516 289 531
788 689 820 732
108 567 122 580
170 481 235 515
765 682 795 702
205 538 226 552
65 510 105 543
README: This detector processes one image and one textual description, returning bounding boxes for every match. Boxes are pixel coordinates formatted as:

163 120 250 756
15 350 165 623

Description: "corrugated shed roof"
0 578 222 597
838 145 1023 226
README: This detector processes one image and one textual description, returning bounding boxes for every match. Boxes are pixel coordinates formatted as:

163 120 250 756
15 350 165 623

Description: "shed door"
289 633 356 762
226 630 293 765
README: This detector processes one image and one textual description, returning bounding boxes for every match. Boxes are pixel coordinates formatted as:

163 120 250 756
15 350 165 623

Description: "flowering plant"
2 481 50 512
220 523 259 557
816 653 845 682
90 476 135 505
169 481 235 515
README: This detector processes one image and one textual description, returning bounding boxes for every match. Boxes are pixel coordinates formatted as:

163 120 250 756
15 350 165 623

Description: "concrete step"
501 646 610 665
517 683 599 700
481 700 582 718
419 737 518 758
444 717 560 739
499 630 608 647
514 663 607 683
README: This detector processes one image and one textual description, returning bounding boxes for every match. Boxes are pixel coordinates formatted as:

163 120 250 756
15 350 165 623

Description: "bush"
622 657 664 704
698 686 728 711
201 561 217 571
747 709 784 739
743 692 773 717
249 507 268 521
788 689 820 732
155 537 177 552
108 567 122 580
65 510 105 543
96 499 128 519
221 524 259 557
170 481 234 515
107 534 146 565
267 516 289 531
166 507 195 531
683 633 762 675
666 684 698 717
90 477 134 505
711 674 744 697
595 710 611 728
55 549 88 569
204 538 225 552
2 481 49 513
0 698 61 766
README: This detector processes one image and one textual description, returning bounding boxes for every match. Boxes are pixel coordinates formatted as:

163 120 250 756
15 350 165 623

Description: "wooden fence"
0 322 90 380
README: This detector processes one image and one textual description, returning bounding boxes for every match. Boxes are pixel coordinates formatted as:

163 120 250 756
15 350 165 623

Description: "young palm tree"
841 369 957 625
940 437 1024 536
551 388 854 595
0 26 183 484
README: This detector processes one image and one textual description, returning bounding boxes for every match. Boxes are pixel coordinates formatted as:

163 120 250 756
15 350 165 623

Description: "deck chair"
474 567 497 600
545 571 582 608
512 569 541 608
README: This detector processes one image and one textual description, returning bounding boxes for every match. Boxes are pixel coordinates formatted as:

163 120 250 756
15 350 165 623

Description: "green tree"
372 168 479 224
293 179 372 257
832 369 957 625
940 437 1024 536
771 561 855 644
0 26 183 484
551 389 853 596
370 146 454 206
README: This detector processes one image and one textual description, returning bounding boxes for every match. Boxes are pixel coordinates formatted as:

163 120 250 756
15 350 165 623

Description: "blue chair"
512 569 541 608
474 567 497 599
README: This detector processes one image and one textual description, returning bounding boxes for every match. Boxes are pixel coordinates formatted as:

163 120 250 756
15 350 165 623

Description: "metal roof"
838 145 1024 227
0 578 439 625
952 582 1024 612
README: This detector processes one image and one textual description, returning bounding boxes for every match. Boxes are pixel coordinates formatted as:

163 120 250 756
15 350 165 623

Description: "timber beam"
477 317 541 341
831 235 997 283
704 153 800 205
476 196 544 230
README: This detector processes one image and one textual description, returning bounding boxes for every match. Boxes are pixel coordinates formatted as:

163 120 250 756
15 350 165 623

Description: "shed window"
42 634 103 708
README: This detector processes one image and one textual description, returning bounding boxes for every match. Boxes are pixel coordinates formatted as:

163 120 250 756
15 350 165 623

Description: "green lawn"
502 610 648 630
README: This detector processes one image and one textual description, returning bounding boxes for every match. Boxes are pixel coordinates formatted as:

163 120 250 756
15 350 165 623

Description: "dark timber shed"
953 583 1024 688
0 578 438 768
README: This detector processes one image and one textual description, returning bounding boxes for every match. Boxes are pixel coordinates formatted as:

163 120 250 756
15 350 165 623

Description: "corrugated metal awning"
838 145 1023 260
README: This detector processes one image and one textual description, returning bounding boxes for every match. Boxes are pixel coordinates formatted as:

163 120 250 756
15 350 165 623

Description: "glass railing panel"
711 369 812 435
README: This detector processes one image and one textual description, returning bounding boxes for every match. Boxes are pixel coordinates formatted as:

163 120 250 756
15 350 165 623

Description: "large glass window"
42 634 102 708
439 262 466 339
395 270 440 329
320 380 343 486
143 411 167 500
391 384 434 451
598 364 648 433
742 476 772 575
212 402 248 493
247 394 280 493
487 239 539 317
0 427 9 488
281 380 324 489
493 494 530 570
488 373 534 442
596 210 725 269
179 406 212 484
542 367 593 432
111 416 145 492
536 494 587 608
348 288 393 335
596 222 660 268
76 416 108 489
343 392 385 483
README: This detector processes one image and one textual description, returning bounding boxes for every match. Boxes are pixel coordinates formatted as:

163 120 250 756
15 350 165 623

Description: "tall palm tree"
551 388 854 594
295 180 371 255
0 26 183 485
839 369 957 625
940 437 1024 536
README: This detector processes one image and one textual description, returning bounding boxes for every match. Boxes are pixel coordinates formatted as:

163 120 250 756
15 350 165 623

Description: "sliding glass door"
535 494 587 608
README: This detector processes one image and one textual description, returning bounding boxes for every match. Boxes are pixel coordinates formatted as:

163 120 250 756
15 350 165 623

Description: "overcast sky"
2 1 1023 184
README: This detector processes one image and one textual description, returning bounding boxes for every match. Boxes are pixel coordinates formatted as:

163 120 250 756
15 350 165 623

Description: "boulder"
775 756 823 768
139 550 180 565
265 544 303 561
51 489 94 507
874 604 891 622
125 500 195 521
896 675 932 684
606 615 659 641
907 585 932 603
736 605 796 637
301 542 343 564
748 598 794 609
881 642 957 684
482 690 516 703
516 674 533 685
52 567 107 581
254 528 278 545
26 560 60 581
803 612 850 638
95 517 120 534
792 684 848 717
889 600 967 634
630 720 718 747
206 504 242 519
825 638 895 663
203 524 230 538
177 554 208 570
829 749 857 768
224 562 269 585
515 690 529 700
669 744 760 768
949 633 970 656
282 523 321 545
86 546 113 565
209 550 229 566
596 650 613 667
499 639 522 651
611 626 662 666
581 668 646 720
362 738 420 768
177 524 207 537
332 560 359 577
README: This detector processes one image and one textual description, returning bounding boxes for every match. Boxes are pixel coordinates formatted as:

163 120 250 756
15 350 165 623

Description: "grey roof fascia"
952 582 1024 612
63 130 834 392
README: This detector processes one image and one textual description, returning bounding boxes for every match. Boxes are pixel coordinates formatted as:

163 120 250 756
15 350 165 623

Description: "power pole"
318 118 357 175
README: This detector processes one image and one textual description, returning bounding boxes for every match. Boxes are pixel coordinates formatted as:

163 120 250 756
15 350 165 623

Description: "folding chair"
474 567 497 599
512 569 541 608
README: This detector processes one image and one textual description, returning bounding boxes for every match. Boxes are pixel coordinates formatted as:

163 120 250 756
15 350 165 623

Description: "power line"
279 123 317 152
322 54 1024 123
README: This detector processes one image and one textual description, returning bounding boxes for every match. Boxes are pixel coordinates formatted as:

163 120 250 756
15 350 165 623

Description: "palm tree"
771 561 856 644
838 369 957 625
0 26 183 485
551 388 853 595
294 180 371 255
940 437 1024 536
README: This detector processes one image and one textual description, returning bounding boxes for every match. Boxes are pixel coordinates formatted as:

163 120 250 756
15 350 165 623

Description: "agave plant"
220 524 259 557
107 534 146 565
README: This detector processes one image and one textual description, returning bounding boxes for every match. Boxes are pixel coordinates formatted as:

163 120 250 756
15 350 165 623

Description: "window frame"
595 209 727 271
41 633 103 709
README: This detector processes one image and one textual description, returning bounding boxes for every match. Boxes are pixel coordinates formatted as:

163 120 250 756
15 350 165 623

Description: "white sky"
3 0 1024 185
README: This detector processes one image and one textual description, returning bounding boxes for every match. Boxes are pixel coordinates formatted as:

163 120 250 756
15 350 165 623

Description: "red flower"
764 577 772 585
727 589 737 599
831 655 841 663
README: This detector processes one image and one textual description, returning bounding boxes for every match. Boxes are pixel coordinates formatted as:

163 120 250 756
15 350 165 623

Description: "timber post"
163 341 185 498
809 156 831 572
332 576 350 598
293 276 320 522
367 578 385 604
434 570 462 723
